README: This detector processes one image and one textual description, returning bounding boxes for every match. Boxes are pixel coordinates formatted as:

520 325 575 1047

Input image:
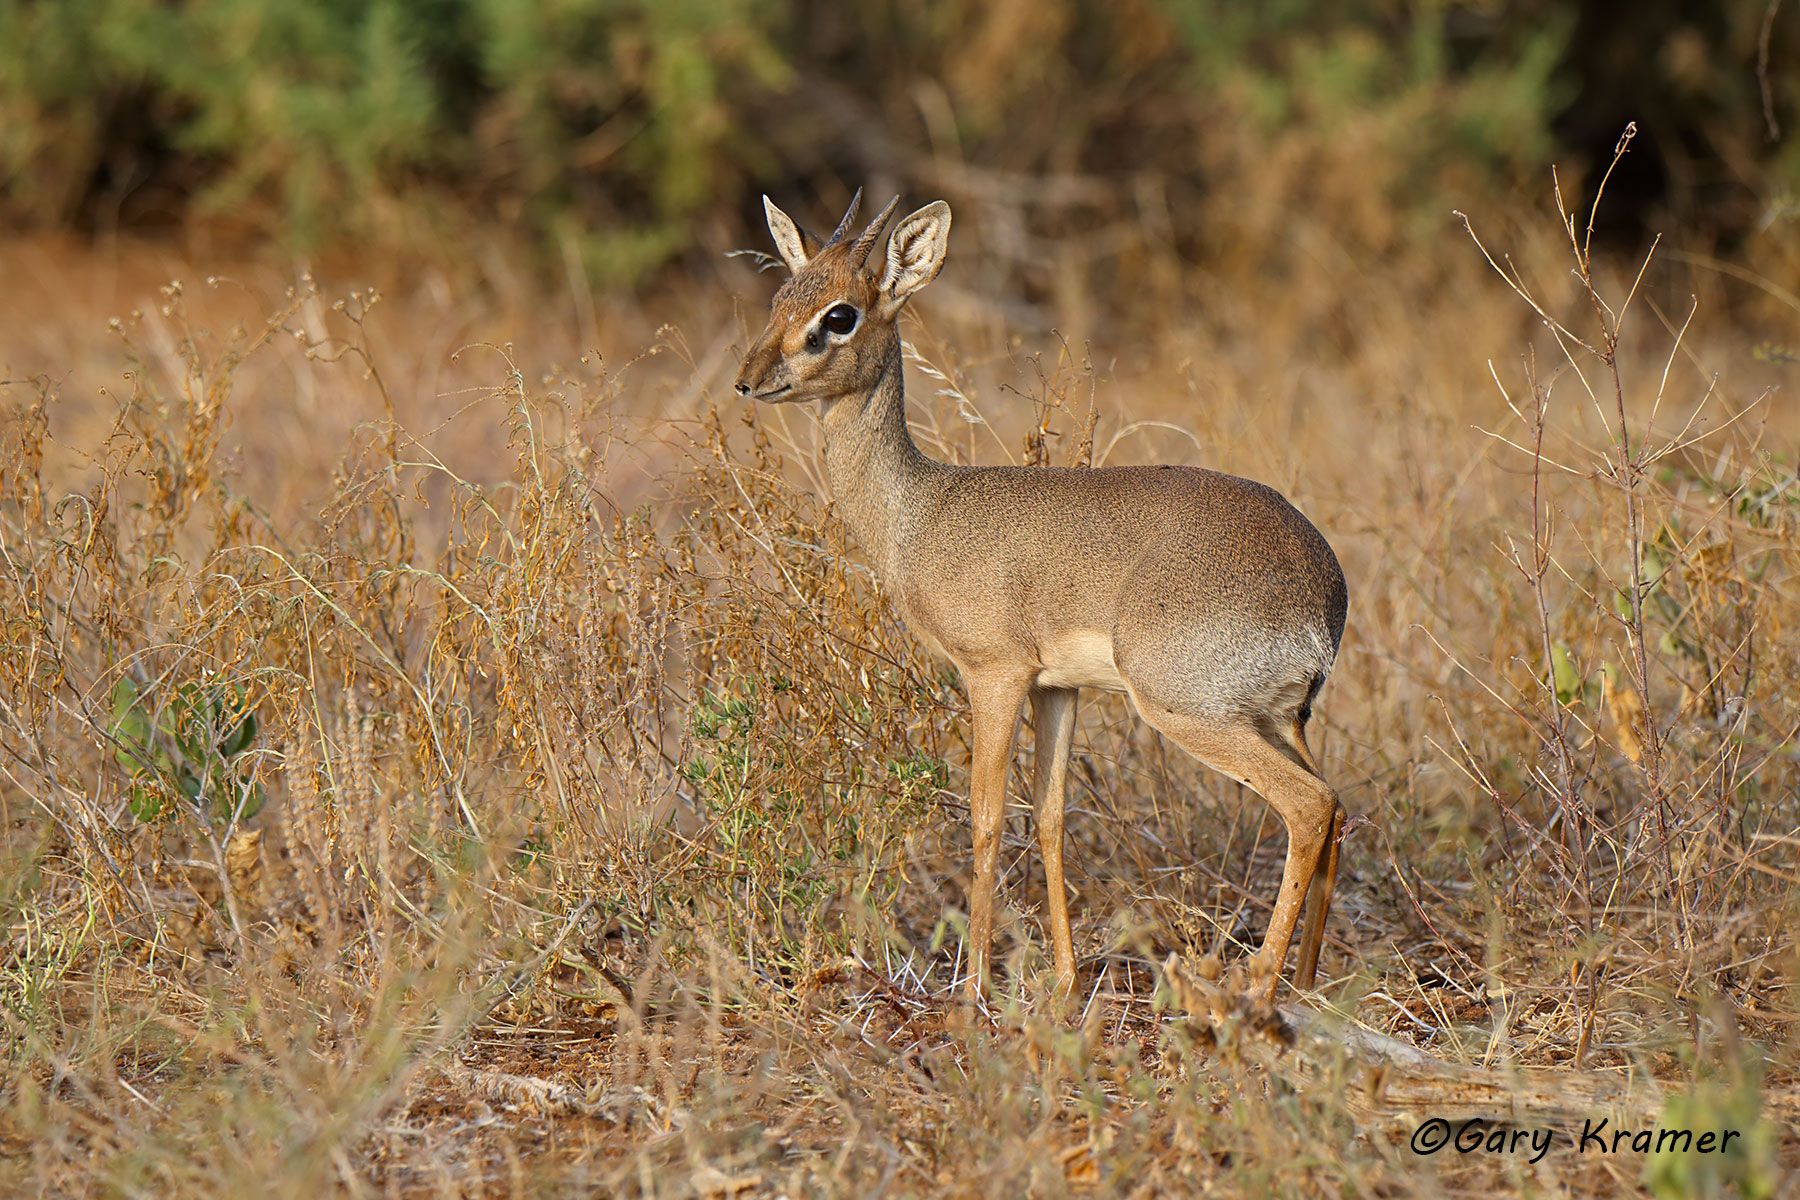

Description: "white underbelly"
1036 630 1127 692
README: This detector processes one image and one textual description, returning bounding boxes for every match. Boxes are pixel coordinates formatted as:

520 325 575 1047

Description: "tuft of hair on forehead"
771 246 879 310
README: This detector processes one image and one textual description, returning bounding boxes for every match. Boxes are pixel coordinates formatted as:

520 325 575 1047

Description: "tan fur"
737 192 1349 1002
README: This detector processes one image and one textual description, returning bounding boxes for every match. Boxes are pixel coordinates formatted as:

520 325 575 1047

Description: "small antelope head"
735 189 951 403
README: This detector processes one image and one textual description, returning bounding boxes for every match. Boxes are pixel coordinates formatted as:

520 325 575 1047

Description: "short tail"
1297 668 1328 727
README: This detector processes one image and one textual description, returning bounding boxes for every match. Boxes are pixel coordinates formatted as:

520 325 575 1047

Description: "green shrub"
108 674 264 825
0 1 1794 283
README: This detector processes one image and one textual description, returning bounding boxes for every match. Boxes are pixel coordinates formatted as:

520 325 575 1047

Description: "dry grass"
2 173 1798 1198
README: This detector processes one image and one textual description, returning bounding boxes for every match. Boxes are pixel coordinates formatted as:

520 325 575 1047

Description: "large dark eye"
822 304 858 336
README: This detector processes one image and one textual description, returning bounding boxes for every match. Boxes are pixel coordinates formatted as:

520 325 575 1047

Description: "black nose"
735 382 751 396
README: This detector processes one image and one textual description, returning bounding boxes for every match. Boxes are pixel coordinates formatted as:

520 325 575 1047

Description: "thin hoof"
1229 955 1278 1007
1045 969 1079 1017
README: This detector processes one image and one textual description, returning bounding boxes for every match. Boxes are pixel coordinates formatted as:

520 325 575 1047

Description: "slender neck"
819 343 937 573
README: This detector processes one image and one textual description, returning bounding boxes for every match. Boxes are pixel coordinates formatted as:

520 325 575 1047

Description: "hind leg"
1281 718 1342 991
1031 685 1080 995
1294 802 1343 989
1131 705 1338 1001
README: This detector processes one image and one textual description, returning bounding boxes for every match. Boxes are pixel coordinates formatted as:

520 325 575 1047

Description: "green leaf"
1551 643 1584 707
109 677 157 771
222 707 258 758
111 733 153 772
126 781 163 822
237 781 266 823
110 675 140 715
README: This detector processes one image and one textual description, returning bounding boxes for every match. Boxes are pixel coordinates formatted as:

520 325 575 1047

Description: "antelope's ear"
763 196 815 272
878 201 951 316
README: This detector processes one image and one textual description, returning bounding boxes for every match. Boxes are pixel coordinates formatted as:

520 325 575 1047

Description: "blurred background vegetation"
1 0 1795 299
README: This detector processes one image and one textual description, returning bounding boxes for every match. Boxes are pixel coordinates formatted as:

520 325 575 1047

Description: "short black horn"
826 187 864 246
848 194 901 269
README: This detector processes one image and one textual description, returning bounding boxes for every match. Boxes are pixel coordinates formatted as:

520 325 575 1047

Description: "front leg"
963 669 1030 998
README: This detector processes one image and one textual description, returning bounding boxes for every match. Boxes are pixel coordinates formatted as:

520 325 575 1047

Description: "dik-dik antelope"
735 190 1349 1001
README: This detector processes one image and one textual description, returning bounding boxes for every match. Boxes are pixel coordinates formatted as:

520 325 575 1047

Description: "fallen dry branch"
1164 954 1800 1132
438 1059 667 1126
